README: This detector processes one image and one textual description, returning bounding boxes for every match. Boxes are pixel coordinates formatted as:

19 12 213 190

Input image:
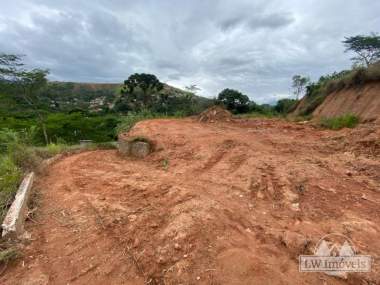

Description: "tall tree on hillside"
121 73 164 109
184 85 201 113
343 33 380 67
185 84 201 94
217 88 250 114
0 54 50 144
292 75 310 100
0 54 24 81
16 69 50 144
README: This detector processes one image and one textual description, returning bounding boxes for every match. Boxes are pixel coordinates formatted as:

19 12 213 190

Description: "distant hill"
0 81 211 116
41 81 121 113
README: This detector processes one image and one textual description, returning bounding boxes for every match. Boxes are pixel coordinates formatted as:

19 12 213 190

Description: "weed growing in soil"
0 247 20 263
319 114 359 130
162 158 169 170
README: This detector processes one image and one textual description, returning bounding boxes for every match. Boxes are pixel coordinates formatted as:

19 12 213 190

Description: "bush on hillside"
324 63 380 94
274 99 298 114
319 114 359 130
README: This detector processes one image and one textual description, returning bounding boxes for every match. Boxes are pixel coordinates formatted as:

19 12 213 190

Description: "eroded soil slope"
313 83 380 122
2 118 380 285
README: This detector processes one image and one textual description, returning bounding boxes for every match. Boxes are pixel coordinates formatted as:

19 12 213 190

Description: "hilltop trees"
116 73 203 115
120 73 164 110
343 33 380 67
217 88 250 114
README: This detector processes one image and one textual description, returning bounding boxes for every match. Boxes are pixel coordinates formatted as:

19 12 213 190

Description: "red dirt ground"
2 118 380 285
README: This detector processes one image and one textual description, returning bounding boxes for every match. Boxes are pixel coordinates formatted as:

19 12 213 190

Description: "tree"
0 54 24 81
121 73 163 109
292 75 309 100
16 69 50 144
0 54 50 144
217 88 250 114
274 98 298 114
185 84 201 94
343 33 380 67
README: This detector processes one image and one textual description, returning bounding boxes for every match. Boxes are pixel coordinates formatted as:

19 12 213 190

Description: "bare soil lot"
2 118 380 284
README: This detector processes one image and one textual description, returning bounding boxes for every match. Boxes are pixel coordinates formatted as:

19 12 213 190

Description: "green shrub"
324 64 380 94
84 142 118 150
0 156 22 221
349 68 367 86
237 112 278 119
319 114 359 130
8 143 42 171
0 129 19 154
0 247 21 263
116 111 161 134
32 113 121 144
33 143 69 159
366 62 380 81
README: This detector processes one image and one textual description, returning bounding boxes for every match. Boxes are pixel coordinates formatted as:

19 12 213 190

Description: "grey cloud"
220 12 294 31
1 0 380 103
247 13 294 29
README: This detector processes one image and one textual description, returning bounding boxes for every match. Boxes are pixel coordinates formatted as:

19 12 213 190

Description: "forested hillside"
0 81 210 116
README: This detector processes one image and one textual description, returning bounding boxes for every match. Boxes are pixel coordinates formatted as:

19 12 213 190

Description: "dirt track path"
2 118 380 284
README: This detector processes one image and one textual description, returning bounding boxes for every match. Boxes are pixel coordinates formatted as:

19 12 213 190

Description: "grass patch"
116 111 162 134
33 143 69 159
0 156 22 222
286 115 312 123
87 142 118 150
0 247 20 263
129 136 151 144
319 114 359 130
236 112 280 119
116 110 186 134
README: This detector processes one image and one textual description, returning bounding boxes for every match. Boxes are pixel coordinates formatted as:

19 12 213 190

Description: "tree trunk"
41 122 49 145
36 113 49 145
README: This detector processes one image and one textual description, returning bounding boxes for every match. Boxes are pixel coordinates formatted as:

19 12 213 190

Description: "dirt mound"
3 118 380 284
197 105 232 123
313 82 380 122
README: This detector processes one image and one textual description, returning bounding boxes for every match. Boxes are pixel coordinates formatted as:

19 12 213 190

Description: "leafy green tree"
121 73 164 110
0 54 23 81
13 69 50 144
0 54 50 144
343 33 380 67
217 88 250 114
274 98 298 114
292 75 310 100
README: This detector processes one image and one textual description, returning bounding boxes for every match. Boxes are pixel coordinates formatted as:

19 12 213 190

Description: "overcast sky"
1 0 379 103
